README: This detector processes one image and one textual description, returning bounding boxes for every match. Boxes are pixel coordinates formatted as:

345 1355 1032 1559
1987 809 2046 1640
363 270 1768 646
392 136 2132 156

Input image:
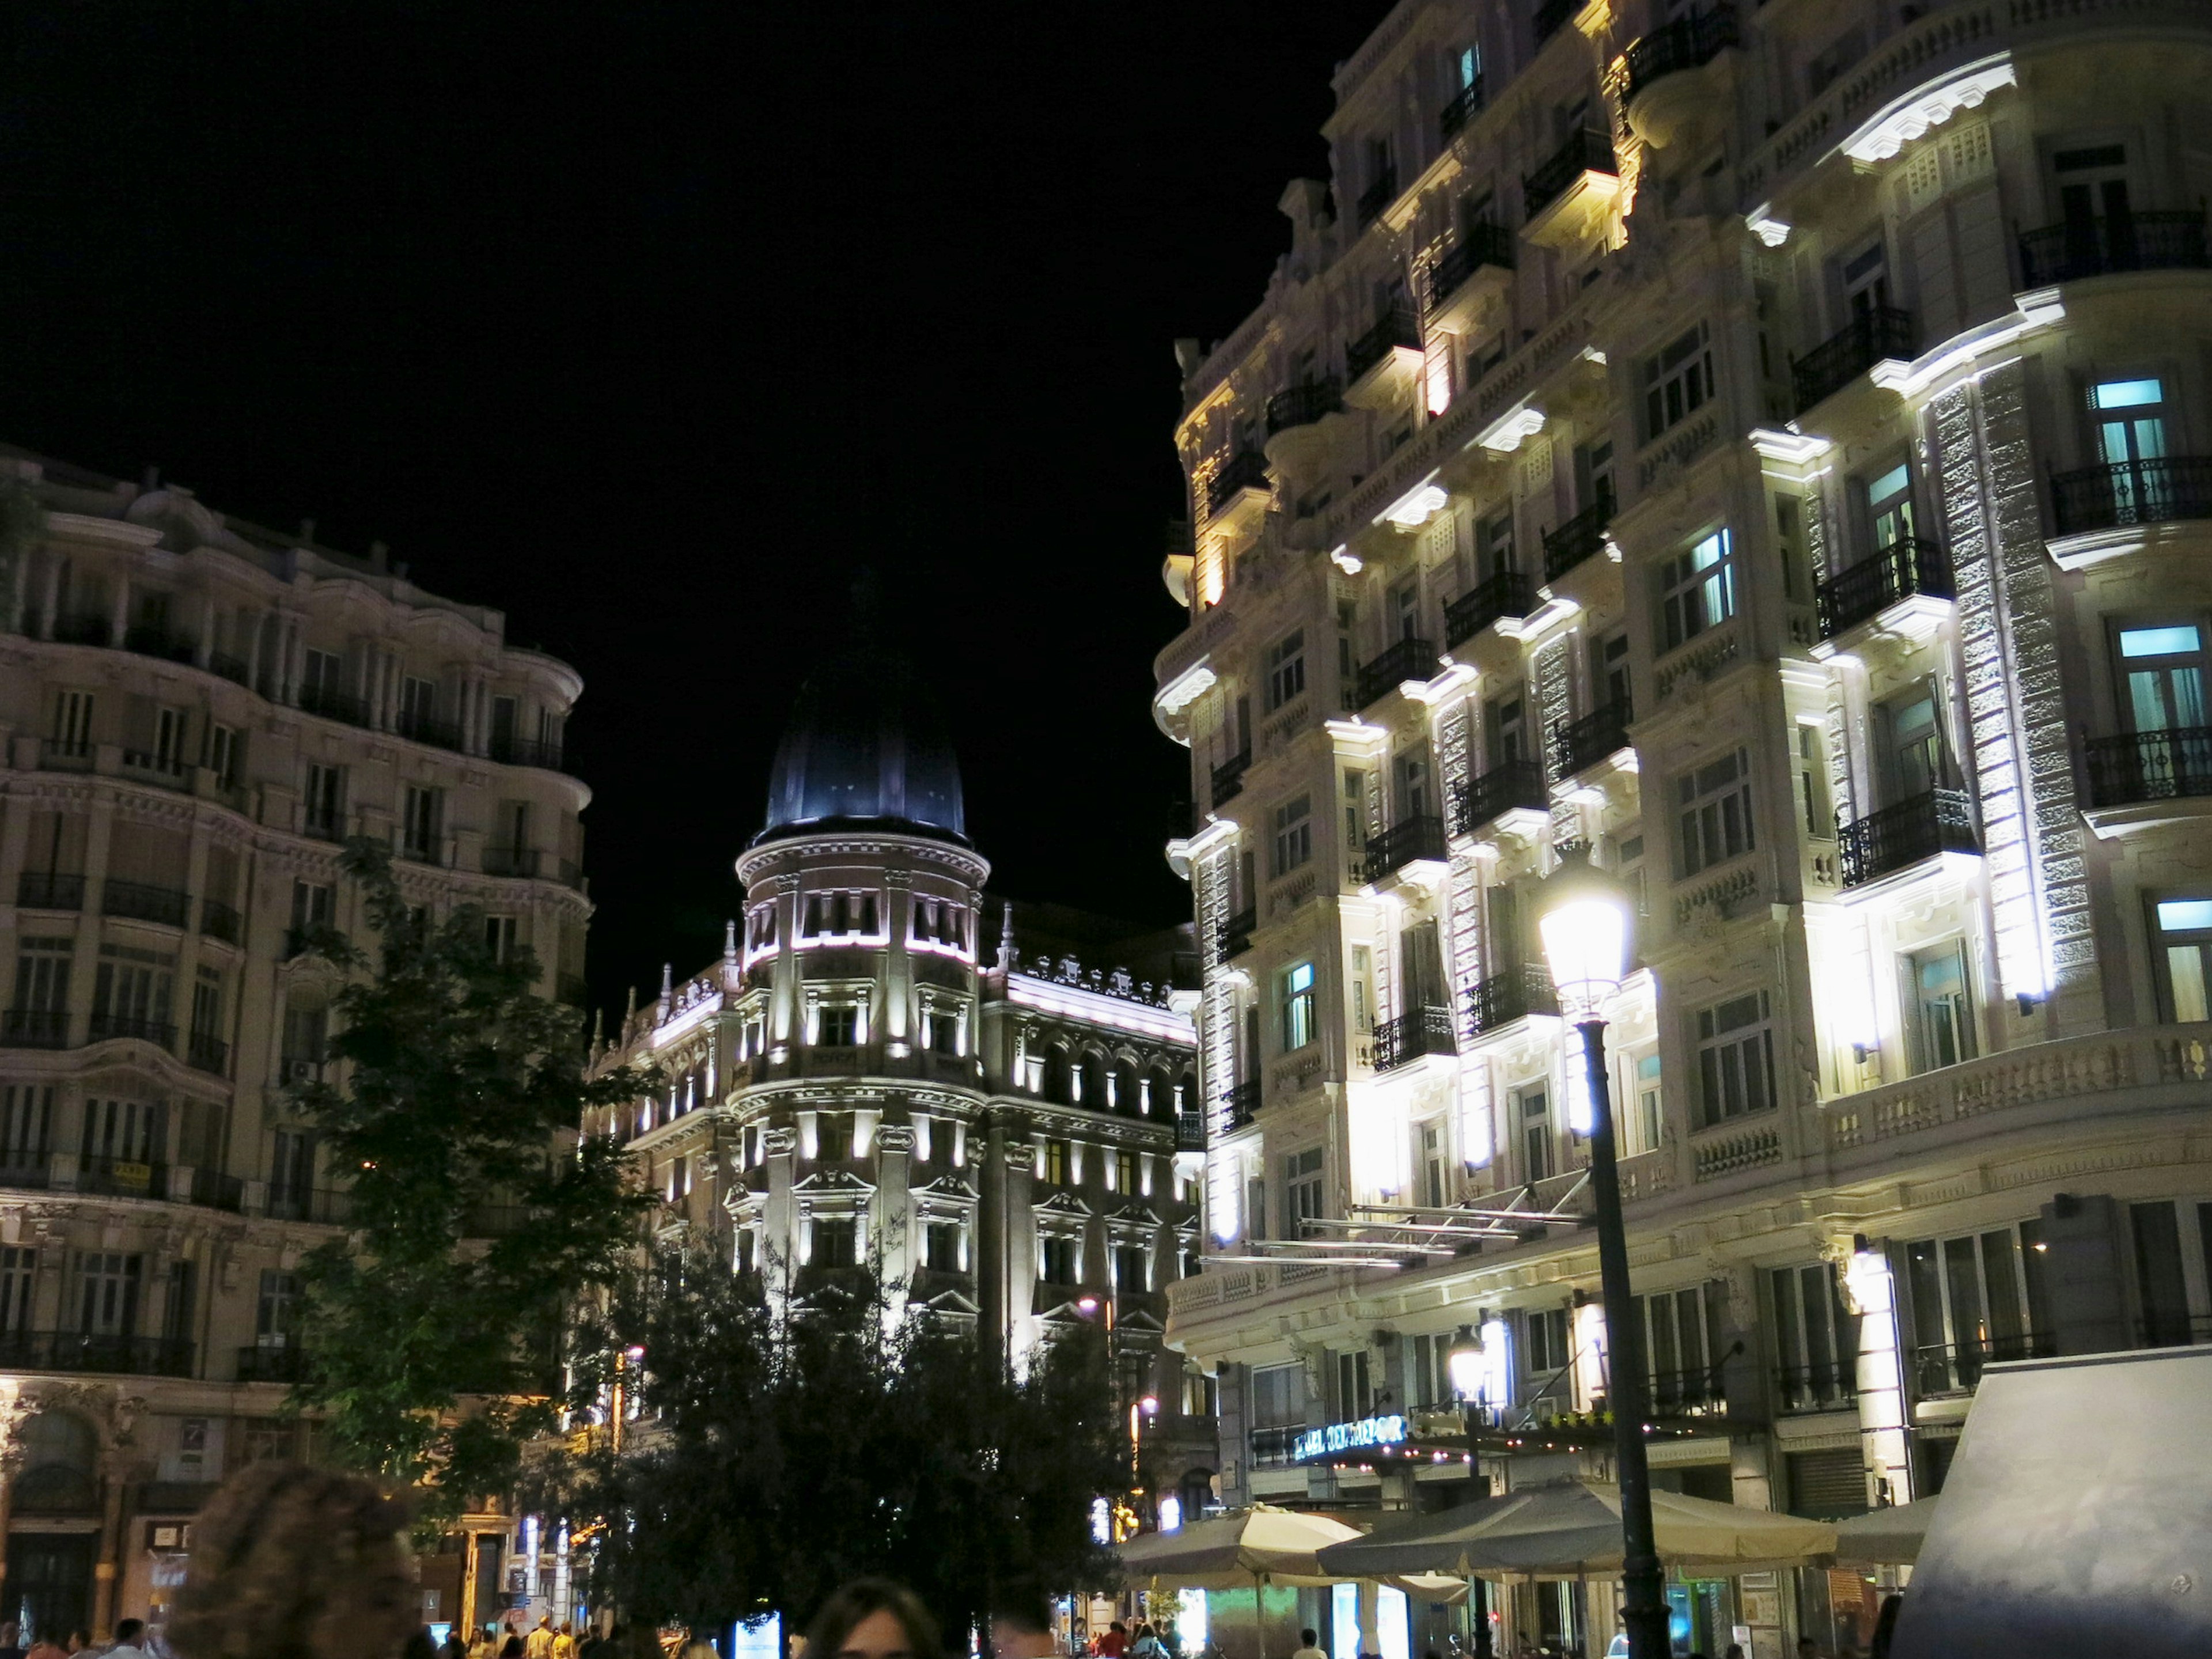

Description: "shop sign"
1292 1412 1407 1462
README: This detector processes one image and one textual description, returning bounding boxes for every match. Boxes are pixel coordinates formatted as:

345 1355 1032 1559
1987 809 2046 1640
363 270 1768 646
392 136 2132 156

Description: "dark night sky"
0 1 1395 1012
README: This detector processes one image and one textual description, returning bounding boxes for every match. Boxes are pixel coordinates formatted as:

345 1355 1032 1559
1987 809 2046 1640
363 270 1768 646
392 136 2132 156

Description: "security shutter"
1787 1447 1870 1518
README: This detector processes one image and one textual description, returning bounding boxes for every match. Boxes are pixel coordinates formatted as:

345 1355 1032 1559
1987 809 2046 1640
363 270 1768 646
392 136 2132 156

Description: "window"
1264 630 1306 712
925 1221 963 1273
1421 1119 1449 1209
51 690 93 757
1488 687 1529 765
0 1247 34 1335
1280 961 1317 1051
2117 622 2207 734
815 1002 859 1047
1112 1149 1137 1193
1283 1146 1323 1237
1596 630 1631 713
923 1003 962 1055
269 1130 314 1216
1039 1233 1079 1285
1408 1332 1452 1408
2153 896 2212 1022
1115 1243 1150 1293
1454 42 1480 89
1042 1139 1069 1185
1522 1306 1572 1381
1575 438 1616 517
1520 1086 1553 1180
74 1251 142 1336
813 1218 858 1270
92 945 175 1041
1877 685 1948 802
1641 323 1715 441
1772 1263 1861 1410
1695 991 1777 1126
815 1115 852 1162
1246 1170 1267 1242
1271 794 1313 877
482 915 518 963
400 676 437 732
189 969 224 1047
1477 507 1517 579
13 937 71 1025
206 723 243 790
1349 944 1373 1036
1906 941 1976 1073
400 785 442 862
1866 461 1916 551
1630 1284 1725 1409
290 880 335 940
1658 528 1737 652
1903 1222 2051 1394
0 1086 53 1173
2093 375 2169 478
1334 1347 1373 1419
1250 1363 1304 1430
1634 1052 1664 1154
301 648 342 701
1796 723 1834 838
256 1270 300 1347
1676 747 1755 876
302 763 344 839
1341 768 1369 880
803 890 880 938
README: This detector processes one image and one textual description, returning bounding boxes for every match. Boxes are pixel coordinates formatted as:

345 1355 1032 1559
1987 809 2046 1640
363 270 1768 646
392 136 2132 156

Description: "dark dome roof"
757 648 967 844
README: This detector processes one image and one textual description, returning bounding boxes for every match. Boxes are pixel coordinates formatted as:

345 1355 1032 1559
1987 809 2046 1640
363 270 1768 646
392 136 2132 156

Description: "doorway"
5 1532 96 1643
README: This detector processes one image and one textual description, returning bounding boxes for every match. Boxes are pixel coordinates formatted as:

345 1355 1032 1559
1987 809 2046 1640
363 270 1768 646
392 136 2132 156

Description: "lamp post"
1534 857 1666 1659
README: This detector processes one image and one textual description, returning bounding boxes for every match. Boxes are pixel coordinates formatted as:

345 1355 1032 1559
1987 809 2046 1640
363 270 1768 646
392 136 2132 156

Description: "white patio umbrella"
1117 1503 1362 1588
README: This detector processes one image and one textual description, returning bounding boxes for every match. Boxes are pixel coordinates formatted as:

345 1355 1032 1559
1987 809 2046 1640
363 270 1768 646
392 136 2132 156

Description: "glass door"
2116 622 2210 796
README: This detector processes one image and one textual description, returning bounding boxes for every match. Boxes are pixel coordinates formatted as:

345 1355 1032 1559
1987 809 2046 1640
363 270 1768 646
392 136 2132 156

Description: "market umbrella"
1832 1497 1939 1565
1117 1503 1362 1588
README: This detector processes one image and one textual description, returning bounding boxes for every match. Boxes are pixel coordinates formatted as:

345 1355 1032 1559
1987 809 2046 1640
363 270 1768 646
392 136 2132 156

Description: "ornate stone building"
1153 0 2212 1652
0 447 590 1638
589 643 1220 1527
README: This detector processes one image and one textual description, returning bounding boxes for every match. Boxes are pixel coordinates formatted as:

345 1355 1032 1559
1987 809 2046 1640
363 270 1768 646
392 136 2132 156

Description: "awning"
1117 1505 1362 1588
1832 1497 1938 1566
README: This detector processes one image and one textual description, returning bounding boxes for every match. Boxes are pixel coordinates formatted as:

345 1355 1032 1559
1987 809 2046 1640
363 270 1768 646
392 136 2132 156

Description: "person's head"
405 1632 437 1659
1797 1644 1818 1659
72 1634 96 1653
116 1626 145 1649
501 1641 524 1659
1301 1637 1318 1652
988 1591 1054 1659
1726 1647 1747 1659
170 1463 414 1659
805 1583 940 1659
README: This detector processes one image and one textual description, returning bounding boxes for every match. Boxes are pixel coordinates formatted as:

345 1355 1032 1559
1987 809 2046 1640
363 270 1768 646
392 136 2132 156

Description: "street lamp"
1533 855 1666 1659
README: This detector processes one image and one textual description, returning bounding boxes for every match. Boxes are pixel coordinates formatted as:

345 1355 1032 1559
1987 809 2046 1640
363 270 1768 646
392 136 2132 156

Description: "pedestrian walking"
22 1634 63 1659
440 1630 468 1659
168 1462 415 1659
1291 1633 1326 1659
501 1638 525 1659
801 1582 940 1659
552 1624 575 1659
106 1624 151 1659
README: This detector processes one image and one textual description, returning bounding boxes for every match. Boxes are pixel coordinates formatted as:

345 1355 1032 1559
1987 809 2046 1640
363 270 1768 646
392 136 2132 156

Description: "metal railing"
266 1187 352 1225
1427 221 1516 311
52 612 112 647
2138 1313 2212 1348
1524 127 1616 218
488 733 568 771
1175 1115 1207 1153
37 738 94 772
1356 164 1399 228
1373 1005 1456 1073
78 1157 168 1198
2050 455 2212 536
1 1010 71 1049
1815 536 1952 638
17 871 84 911
1838 787 1979 888
1438 77 1486 140
208 652 251 686
1775 1362 1858 1415
1210 750 1251 808
297 682 374 728
236 1345 313 1384
2084 726 2212 808
1346 302 1419 382
483 846 543 879
1543 497 1613 581
1622 5 1738 104
86 1013 176 1050
0 1160 51 1191
2018 209 2210 287
1552 698 1633 777
0 1331 194 1378
1224 1079 1262 1130
1249 1424 1306 1468
1266 378 1343 435
1445 571 1531 647
1453 757 1547 835
119 749 192 789
185 1031 229 1076
1467 964 1559 1035
1912 1331 2054 1397
1792 306 1915 415
1205 449 1271 514
395 709 466 753
1357 635 1437 707
200 896 243 945
1362 816 1448 884
103 879 191 927
1646 1363 1730 1416
1216 906 1256 961
123 626 198 665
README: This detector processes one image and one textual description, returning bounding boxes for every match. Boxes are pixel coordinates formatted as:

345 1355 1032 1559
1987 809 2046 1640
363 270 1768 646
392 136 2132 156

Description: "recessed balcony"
1815 537 1953 641
1542 497 1612 582
1205 449 1271 519
1425 221 1516 335
2018 210 2209 288
17 871 84 911
1452 758 1547 837
2051 456 2212 537
103 878 191 929
1224 1078 1262 1130
1215 905 1257 961
1791 306 1915 417
1373 1005 1456 1073
1210 748 1251 808
1521 128 1620 249
1357 635 1438 707
1343 302 1423 411
1362 815 1448 885
1552 698 1633 778
1444 571 1533 650
2085 727 2212 809
1438 77 1485 142
1838 787 1979 889
1621 5 1740 147
1467 964 1559 1036
1355 164 1399 229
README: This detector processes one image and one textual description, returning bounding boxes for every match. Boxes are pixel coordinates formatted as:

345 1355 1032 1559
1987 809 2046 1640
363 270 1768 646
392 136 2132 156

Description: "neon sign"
1293 1413 1409 1462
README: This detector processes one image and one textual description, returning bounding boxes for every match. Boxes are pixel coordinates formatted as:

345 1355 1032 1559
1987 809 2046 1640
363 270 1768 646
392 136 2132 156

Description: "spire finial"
724 918 738 961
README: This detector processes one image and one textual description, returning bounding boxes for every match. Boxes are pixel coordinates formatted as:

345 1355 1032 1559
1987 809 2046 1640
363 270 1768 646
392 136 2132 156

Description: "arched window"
1079 1052 1109 1110
1115 1061 1143 1116
1040 1047 1073 1107
1176 1068 1198 1115
12 1411 99 1513
1147 1067 1173 1118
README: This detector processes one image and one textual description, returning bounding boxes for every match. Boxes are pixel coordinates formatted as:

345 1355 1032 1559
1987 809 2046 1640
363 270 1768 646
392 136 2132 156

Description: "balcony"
1175 1114 1206 1153
2050 455 2212 537
296 682 373 728
2018 209 2210 288
2085 727 2212 808
119 749 192 791
208 652 250 687
1912 1331 2055 1398
1815 537 1953 639
1445 572 1532 648
2139 1313 2212 1348
1837 787 1978 889
1791 306 1915 416
86 1013 176 1050
200 896 243 945
1210 749 1251 808
1 1010 70 1050
1521 128 1619 246
237 1344 312 1384
0 1331 194 1379
103 879 191 928
1373 1005 1456 1073
1216 906 1256 961
395 708 466 753
1543 497 1612 581
1552 698 1633 777
1438 77 1485 141
488 733 568 771
52 611 112 647
1344 304 1422 410
78 1157 169 1199
1452 758 1547 836
1266 379 1343 437
1355 164 1399 229
483 845 543 879
1249 1424 1306 1468
37 738 93 773
1425 222 1516 333
17 871 84 911
1467 964 1559 1035
185 1031 229 1076
1205 449 1271 518
1646 1364 1730 1418
1357 635 1437 707
266 1186 351 1224
1224 1078 1262 1130
1622 4 1738 104
1362 816 1448 885
1775 1362 1858 1416
123 626 198 665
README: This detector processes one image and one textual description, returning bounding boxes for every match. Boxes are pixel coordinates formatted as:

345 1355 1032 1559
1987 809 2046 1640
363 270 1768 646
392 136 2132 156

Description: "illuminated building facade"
0 448 591 1636
589 643 1220 1527
1153 0 2212 1650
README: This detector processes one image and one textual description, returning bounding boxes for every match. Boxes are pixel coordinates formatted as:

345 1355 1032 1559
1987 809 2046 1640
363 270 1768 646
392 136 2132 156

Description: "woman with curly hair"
168 1463 418 1659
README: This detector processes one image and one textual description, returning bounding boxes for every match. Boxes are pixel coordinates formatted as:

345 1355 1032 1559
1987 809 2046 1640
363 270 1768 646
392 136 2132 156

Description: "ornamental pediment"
791 1168 876 1195
1032 1191 1093 1218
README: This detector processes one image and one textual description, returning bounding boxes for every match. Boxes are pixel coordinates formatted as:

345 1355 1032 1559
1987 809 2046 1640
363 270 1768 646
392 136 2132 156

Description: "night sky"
1 1 1394 1012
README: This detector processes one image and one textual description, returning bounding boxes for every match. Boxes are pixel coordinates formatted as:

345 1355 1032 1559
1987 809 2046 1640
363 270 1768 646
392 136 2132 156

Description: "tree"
554 1238 1123 1641
290 838 654 1528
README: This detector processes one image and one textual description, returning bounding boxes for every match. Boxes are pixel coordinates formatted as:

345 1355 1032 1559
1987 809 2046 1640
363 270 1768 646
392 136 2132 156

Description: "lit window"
1906 941 1976 1073
1657 528 1737 652
1271 795 1313 877
1634 1052 1663 1154
2154 897 2212 1023
1676 747 1756 877
1694 991 1776 1126
1282 1147 1323 1236
1280 961 1317 1051
1641 322 1714 441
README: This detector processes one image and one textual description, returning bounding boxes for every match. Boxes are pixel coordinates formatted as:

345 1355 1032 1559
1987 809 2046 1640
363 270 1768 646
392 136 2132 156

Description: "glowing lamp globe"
1447 1330 1484 1402
1536 857 1633 1018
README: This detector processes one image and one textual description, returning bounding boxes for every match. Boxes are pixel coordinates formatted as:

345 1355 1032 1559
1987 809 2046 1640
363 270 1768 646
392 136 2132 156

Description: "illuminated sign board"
1293 1413 1408 1463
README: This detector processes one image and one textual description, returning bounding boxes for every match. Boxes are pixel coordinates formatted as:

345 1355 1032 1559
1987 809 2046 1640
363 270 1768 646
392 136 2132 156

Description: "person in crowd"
551 1626 575 1659
1127 1626 1162 1659
66 1634 94 1654
1290 1633 1325 1659
525 1623 555 1659
802 1582 940 1659
1725 1645 1748 1659
403 1631 437 1659
988 1593 1055 1659
22 1630 65 1659
0 1619 25 1659
499 1638 524 1659
169 1462 414 1659
1093 1628 1124 1659
470 1630 501 1659
440 1630 468 1659
107 1623 151 1659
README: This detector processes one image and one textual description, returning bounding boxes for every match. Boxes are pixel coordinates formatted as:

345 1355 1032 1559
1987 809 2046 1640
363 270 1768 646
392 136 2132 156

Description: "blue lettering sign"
1292 1414 1408 1462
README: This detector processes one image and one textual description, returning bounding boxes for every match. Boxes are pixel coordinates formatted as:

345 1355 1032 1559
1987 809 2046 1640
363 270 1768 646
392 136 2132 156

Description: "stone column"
874 1122 915 1319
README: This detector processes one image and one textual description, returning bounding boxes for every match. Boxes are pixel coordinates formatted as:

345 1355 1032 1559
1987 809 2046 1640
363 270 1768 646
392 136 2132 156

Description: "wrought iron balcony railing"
0 1331 194 1378
0 1010 70 1049
123 626 198 665
2085 726 2212 808
200 896 243 945
482 846 542 879
1622 4 1738 104
237 1344 313 1384
1346 302 1420 383
1362 816 1448 884
87 1013 176 1050
52 611 112 647
1210 749 1251 808
1356 164 1399 228
1357 635 1438 707
1774 1362 1857 1416
103 880 191 928
297 682 373 728
2018 209 2210 287
1542 497 1612 581
1174 1114 1207 1153
1373 1005 1456 1073
207 652 251 686
1224 1079 1262 1130
1524 127 1616 218
1427 222 1516 312
1552 698 1633 777
1438 77 1486 140
488 733 569 771
2050 455 2212 536
1205 449 1271 514
186 1031 230 1075
1452 758 1547 836
1912 1331 2055 1397
1266 379 1343 436
1216 906 1257 961
78 1156 168 1198
1445 571 1532 647
1838 787 1978 888
17 871 84 911
1791 306 1915 415
1467 964 1559 1034
1815 536 1953 638
395 708 466 753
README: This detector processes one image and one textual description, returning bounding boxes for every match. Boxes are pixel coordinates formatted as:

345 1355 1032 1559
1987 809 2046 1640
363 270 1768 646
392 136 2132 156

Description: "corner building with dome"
588 644 1221 1525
